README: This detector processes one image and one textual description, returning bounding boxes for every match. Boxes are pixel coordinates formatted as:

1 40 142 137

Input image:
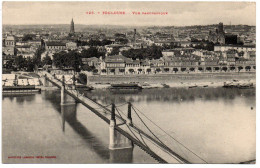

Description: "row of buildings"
2 20 256 75
83 49 256 75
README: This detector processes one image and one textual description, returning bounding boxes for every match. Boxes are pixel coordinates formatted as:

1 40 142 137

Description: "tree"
34 47 45 66
82 64 95 71
22 34 34 41
81 47 99 58
77 73 87 85
14 56 26 70
101 69 107 73
52 51 67 68
5 60 14 69
52 50 82 71
116 38 128 44
110 47 120 56
42 55 52 65
26 57 35 72
238 66 243 72
121 45 162 60
101 39 112 46
14 57 35 72
138 68 142 73
88 39 102 46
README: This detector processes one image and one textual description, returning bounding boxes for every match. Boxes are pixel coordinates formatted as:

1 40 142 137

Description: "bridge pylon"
41 74 51 87
60 75 77 131
109 103 133 150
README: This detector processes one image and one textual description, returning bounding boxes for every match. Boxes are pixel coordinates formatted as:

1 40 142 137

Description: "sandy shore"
88 72 256 89
89 80 256 89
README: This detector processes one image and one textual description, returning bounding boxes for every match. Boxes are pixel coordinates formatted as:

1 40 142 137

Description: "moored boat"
76 85 94 91
109 83 142 90
223 82 254 89
188 85 198 88
2 86 41 93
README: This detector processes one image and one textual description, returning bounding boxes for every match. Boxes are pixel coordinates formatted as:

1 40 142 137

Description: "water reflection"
42 90 111 160
85 87 255 106
2 94 37 104
109 148 133 163
2 87 255 163
42 90 134 162
83 87 255 163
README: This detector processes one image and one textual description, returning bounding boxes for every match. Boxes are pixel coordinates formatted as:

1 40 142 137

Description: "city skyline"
2 1 256 26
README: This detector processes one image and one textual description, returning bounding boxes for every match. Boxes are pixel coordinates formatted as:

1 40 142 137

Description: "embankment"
89 72 256 85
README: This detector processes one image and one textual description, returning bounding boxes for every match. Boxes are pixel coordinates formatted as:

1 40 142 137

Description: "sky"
2 1 256 26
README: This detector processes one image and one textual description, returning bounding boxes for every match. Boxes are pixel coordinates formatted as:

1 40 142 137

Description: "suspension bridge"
39 71 208 164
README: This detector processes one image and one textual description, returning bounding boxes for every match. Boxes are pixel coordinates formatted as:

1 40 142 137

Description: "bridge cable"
132 107 199 163
116 105 179 158
130 105 189 160
116 107 183 162
116 107 150 147
131 106 172 149
132 105 208 163
115 107 149 148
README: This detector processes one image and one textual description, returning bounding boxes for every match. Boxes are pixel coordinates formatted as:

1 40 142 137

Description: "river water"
2 87 255 163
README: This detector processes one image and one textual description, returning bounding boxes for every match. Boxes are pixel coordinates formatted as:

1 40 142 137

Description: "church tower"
70 18 75 34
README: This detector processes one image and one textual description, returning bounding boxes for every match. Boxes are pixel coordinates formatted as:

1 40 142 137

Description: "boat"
237 83 254 89
223 82 253 89
76 85 94 91
141 83 153 89
162 83 170 88
2 86 41 93
109 83 142 90
188 85 198 88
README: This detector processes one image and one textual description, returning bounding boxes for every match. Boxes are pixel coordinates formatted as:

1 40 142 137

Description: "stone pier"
60 75 77 131
109 103 133 150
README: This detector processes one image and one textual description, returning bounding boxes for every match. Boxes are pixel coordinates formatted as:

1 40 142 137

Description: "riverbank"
88 72 256 89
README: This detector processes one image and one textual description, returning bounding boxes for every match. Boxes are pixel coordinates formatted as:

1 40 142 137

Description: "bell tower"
70 18 75 34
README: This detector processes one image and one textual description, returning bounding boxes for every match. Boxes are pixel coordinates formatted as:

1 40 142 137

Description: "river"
2 87 255 163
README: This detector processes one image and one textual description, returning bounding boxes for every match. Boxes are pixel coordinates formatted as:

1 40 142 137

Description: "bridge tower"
41 74 52 87
109 103 133 150
60 75 77 131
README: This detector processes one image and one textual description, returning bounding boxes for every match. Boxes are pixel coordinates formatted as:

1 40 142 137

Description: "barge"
109 83 142 90
2 86 41 93
223 82 254 89
76 85 94 91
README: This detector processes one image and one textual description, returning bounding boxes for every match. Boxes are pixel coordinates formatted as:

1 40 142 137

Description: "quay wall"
88 72 256 84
